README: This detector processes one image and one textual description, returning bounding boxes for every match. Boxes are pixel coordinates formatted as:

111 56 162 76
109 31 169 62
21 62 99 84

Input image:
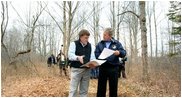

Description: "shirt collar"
80 41 87 47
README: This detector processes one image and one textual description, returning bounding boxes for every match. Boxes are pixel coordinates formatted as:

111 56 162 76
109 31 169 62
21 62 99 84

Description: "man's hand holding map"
81 48 115 68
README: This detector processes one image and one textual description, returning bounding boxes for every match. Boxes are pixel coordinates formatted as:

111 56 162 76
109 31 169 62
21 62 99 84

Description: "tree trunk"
153 1 158 57
168 20 172 54
146 2 153 58
161 29 164 56
129 24 133 63
112 1 116 38
66 1 79 57
93 1 100 46
139 1 148 81
63 1 67 55
132 2 138 65
1 1 10 60
110 1 116 38
116 2 120 41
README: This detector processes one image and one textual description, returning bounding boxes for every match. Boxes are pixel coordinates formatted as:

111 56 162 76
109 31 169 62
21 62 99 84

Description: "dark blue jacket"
95 38 126 67
47 55 56 65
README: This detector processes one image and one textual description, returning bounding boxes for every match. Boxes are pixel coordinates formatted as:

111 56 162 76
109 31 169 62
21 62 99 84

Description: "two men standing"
68 28 126 97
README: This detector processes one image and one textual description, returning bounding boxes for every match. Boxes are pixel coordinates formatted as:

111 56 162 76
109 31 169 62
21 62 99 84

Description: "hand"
77 55 84 64
114 50 120 56
88 63 96 69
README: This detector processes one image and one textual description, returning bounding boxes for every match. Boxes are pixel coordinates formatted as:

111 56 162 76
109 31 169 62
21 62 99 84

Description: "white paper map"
98 48 115 59
81 48 114 68
81 59 106 67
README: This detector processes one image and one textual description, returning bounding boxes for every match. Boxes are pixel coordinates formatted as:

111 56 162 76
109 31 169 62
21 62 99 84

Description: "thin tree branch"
10 2 29 27
72 1 80 16
45 7 64 33
13 2 47 58
1 1 11 60
117 11 140 19
13 49 31 58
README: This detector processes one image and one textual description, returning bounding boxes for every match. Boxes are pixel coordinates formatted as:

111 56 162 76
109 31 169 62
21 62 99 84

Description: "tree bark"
139 1 148 81
66 1 80 56
146 2 153 57
1 1 10 60
63 1 67 55
153 1 158 57
93 1 100 46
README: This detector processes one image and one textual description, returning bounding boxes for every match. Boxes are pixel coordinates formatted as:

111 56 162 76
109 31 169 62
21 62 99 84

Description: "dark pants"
90 67 99 79
59 61 67 76
97 66 119 97
48 63 54 67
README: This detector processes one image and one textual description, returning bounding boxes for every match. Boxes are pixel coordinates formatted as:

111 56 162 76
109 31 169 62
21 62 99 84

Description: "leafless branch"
13 2 47 58
13 49 31 58
45 7 64 33
1 1 11 60
117 11 140 19
10 2 29 27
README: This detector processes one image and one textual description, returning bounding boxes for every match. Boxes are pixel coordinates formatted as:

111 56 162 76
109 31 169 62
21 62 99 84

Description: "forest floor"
1 64 181 97
2 75 140 97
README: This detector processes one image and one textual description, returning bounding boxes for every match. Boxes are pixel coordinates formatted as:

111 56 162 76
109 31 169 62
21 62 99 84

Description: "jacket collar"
101 37 116 44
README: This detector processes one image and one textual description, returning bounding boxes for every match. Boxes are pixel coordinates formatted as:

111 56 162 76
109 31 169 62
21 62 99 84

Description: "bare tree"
92 1 101 46
139 1 148 81
1 1 10 60
116 2 121 40
160 26 164 56
130 2 139 65
146 1 153 58
66 1 80 55
108 1 117 37
9 2 47 62
121 1 139 66
111 1 116 37
116 1 131 40
118 1 148 81
46 1 80 56
153 1 158 57
62 1 67 54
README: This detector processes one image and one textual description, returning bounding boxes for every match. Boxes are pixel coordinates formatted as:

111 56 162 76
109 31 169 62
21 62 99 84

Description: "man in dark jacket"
47 54 56 75
47 54 56 67
118 57 127 78
95 28 126 97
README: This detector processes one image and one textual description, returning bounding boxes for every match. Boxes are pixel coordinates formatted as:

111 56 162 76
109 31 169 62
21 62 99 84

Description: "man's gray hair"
104 28 113 36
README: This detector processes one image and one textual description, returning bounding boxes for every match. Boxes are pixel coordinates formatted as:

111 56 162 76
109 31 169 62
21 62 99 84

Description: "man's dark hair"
79 29 90 38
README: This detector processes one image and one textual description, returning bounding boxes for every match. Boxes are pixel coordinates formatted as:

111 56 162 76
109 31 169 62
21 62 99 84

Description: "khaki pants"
68 67 90 97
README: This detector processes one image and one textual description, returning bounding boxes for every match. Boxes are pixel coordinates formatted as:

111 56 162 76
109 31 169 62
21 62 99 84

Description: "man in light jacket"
68 29 96 97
